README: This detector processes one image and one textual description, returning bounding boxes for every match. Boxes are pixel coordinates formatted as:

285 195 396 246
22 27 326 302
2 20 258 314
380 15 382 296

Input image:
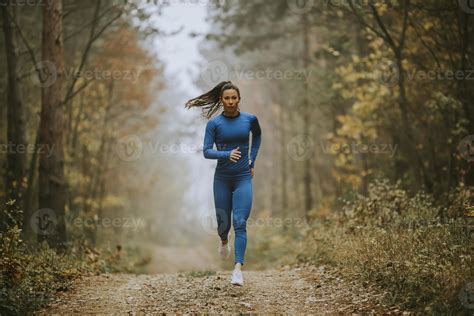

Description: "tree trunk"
23 129 40 241
37 0 67 251
301 12 313 223
279 100 288 231
2 3 27 232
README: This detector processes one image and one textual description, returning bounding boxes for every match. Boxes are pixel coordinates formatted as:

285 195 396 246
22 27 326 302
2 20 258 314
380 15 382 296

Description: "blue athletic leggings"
213 175 253 266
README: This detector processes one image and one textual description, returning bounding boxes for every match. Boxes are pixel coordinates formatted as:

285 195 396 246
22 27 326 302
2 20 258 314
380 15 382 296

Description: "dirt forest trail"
146 244 221 274
37 259 401 314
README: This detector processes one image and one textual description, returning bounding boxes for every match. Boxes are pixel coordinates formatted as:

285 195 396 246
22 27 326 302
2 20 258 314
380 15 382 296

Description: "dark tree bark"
37 0 67 250
1 2 27 232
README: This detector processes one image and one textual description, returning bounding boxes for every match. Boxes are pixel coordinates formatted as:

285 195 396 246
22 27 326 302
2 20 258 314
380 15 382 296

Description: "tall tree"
1 1 27 231
37 0 67 250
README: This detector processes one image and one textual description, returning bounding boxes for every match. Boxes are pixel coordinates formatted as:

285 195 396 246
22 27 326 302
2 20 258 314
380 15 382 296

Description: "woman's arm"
203 120 231 159
249 115 262 168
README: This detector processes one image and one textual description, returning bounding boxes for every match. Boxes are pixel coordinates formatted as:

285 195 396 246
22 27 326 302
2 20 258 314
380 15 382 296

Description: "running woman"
185 81 262 286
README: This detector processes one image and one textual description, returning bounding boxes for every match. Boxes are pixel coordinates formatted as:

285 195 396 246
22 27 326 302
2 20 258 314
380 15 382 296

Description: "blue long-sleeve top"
203 110 262 179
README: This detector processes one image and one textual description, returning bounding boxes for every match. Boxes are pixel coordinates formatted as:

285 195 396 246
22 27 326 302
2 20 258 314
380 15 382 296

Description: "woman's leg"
213 176 233 242
232 177 253 266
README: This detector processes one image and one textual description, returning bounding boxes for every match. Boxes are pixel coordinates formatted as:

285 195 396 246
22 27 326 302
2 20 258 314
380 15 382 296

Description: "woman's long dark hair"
184 81 241 119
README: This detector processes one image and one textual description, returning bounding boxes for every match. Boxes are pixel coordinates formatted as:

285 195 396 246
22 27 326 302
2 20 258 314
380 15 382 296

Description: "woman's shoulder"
207 113 222 123
241 111 257 119
205 116 218 129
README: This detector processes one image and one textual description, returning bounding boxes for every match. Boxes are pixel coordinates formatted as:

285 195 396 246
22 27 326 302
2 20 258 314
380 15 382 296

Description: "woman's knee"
233 214 248 232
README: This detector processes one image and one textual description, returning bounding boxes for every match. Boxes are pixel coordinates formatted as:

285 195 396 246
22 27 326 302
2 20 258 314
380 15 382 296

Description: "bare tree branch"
63 5 122 104
369 3 398 51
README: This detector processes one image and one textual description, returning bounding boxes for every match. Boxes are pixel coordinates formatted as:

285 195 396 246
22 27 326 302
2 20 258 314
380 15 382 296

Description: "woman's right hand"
229 146 241 162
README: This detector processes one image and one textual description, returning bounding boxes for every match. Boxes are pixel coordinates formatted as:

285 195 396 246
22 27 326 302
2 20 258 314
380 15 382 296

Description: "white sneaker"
231 268 243 286
218 236 231 260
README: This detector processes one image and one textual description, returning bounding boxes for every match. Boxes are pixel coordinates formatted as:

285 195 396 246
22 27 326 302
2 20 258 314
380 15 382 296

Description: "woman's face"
221 89 240 113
